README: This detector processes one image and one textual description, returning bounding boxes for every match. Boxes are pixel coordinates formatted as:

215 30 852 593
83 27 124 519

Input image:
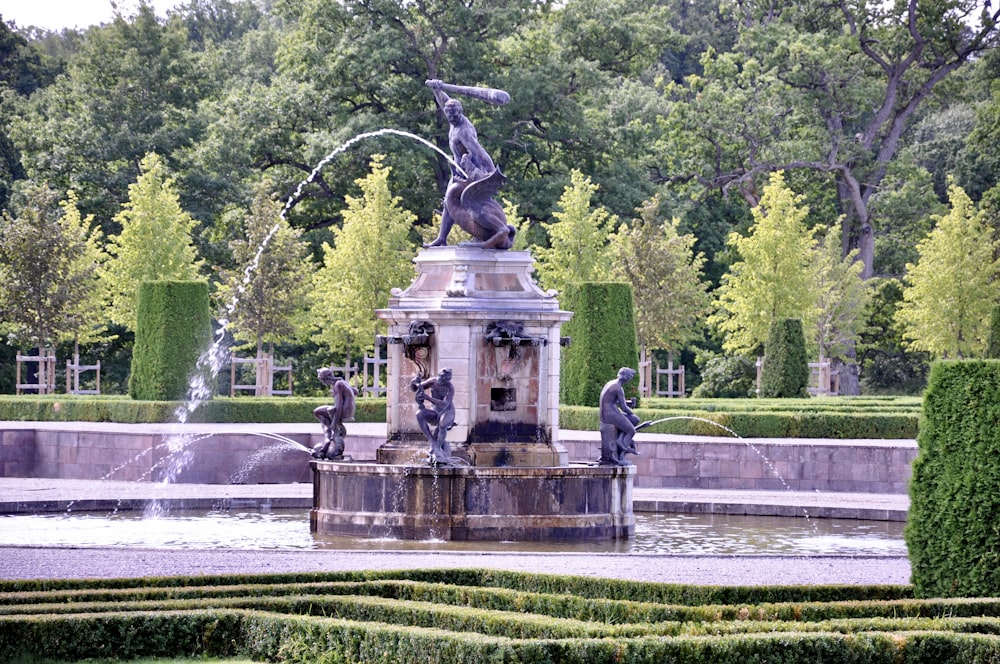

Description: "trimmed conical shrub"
907 360 1000 597
987 305 1000 359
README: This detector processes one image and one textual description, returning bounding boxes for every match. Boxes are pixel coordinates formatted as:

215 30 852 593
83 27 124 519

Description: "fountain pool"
0 509 905 556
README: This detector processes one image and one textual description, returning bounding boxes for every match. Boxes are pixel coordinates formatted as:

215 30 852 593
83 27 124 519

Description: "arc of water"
152 127 471 515
173 128 463 429
634 415 817 529
280 128 466 221
636 415 741 437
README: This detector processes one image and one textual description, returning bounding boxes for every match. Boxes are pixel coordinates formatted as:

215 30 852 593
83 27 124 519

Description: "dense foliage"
907 360 1000 597
559 282 639 407
8 568 1000 663
129 280 211 401
2 0 1000 396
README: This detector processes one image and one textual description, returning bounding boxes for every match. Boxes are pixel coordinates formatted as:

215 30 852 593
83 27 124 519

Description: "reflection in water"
0 510 906 556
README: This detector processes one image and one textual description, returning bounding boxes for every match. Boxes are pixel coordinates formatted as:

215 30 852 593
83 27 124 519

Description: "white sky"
1 0 186 32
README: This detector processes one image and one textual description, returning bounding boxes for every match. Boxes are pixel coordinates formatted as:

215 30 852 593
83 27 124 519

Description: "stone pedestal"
311 460 635 541
375 247 571 467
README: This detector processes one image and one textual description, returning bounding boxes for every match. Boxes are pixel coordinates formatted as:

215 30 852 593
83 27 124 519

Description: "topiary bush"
760 318 809 398
907 360 1000 597
129 280 211 401
559 282 639 407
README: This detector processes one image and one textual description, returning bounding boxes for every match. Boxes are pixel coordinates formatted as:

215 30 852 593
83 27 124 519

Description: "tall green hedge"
560 282 639 407
129 280 211 401
906 360 1000 597
760 318 809 398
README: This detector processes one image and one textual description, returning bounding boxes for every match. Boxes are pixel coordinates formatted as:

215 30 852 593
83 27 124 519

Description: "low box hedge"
558 405 918 439
5 569 1000 664
0 395 386 424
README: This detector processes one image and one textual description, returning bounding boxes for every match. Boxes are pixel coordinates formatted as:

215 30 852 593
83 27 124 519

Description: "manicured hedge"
907 360 1000 597
129 280 212 401
559 405 918 438
4 569 1000 664
0 395 386 424
0 396 919 438
641 396 922 413
560 282 639 407
760 318 809 398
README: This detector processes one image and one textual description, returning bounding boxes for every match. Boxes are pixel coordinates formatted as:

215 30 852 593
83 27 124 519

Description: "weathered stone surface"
311 460 635 541
376 247 571 467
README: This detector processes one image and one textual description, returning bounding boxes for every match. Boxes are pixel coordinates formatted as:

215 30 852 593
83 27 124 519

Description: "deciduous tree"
534 169 614 295
710 171 818 356
310 156 416 360
214 179 313 359
608 195 710 355
655 0 1000 279
813 224 870 364
0 185 104 353
101 153 204 331
11 5 204 227
896 183 999 358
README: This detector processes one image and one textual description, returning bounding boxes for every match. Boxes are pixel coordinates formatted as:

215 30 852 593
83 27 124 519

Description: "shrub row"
4 570 1000 664
0 395 918 438
641 396 923 413
0 568 914 606
0 395 386 424
559 405 918 438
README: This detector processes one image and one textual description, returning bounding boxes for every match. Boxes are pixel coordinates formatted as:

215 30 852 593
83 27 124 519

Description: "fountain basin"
311 460 635 541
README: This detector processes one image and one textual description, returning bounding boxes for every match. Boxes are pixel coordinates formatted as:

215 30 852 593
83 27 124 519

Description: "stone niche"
375 247 571 468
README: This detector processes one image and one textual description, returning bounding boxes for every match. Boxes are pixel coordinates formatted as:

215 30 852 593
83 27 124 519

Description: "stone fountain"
310 80 635 541
310 246 635 540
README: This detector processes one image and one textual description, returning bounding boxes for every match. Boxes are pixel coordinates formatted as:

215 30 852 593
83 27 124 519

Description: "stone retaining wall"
1 427 316 484
560 434 917 494
0 424 917 493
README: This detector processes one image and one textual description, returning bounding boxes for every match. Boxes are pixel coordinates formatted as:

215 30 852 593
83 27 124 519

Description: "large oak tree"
655 0 1000 279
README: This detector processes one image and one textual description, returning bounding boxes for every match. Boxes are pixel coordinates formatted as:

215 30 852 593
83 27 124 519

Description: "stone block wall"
560 434 917 494
0 424 916 494
0 430 36 477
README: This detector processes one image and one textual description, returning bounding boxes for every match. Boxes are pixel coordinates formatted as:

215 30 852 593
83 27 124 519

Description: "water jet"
311 80 635 541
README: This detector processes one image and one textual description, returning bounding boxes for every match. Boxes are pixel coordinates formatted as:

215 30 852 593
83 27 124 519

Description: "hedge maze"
3 569 1000 663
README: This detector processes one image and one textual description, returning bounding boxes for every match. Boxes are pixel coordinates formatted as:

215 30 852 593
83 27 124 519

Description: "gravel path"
0 545 911 586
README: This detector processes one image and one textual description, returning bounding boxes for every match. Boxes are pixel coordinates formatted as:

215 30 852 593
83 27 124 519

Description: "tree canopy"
896 183 1000 359
0 185 104 350
2 0 1000 395
710 171 818 356
101 153 204 331
310 155 416 360
608 196 711 353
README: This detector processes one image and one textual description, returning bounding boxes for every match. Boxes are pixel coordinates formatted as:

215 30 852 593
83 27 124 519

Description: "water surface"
0 510 906 556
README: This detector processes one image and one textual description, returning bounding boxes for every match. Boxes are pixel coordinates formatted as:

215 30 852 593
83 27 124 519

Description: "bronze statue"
312 367 358 460
424 79 516 250
411 367 457 465
598 367 640 466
